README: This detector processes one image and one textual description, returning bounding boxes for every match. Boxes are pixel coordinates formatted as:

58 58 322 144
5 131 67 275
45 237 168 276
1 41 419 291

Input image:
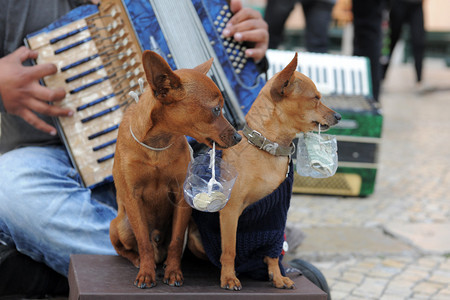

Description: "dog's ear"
270 53 297 102
193 58 213 75
142 50 183 103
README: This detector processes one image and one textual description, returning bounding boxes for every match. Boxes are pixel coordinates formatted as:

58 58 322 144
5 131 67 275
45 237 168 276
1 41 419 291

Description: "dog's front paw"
134 269 157 289
269 273 295 289
221 274 242 291
163 265 184 287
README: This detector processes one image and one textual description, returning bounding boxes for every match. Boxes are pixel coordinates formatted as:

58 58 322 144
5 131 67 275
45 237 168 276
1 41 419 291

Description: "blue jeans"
0 145 118 276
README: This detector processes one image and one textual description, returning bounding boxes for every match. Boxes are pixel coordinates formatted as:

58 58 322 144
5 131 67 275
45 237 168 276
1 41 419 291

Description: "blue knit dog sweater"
191 160 294 281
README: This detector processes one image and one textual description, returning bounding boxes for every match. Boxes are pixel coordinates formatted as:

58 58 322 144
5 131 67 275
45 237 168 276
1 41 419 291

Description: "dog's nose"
233 132 242 144
334 113 342 122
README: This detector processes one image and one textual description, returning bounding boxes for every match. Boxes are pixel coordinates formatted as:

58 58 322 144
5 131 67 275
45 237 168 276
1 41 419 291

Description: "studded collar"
242 124 295 157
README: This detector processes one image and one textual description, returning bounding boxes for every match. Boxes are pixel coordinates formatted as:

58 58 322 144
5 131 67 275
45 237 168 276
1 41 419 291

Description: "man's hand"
222 0 269 62
0 46 72 135
332 0 353 27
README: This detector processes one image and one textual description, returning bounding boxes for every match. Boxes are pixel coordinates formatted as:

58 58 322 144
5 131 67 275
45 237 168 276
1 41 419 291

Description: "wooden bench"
68 254 327 299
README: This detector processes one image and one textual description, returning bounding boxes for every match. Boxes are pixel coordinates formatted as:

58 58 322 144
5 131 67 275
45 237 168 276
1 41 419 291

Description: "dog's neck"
245 98 297 149
129 92 181 151
129 125 173 151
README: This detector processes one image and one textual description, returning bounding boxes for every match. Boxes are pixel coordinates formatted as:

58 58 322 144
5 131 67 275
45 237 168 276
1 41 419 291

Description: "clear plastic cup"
183 153 238 212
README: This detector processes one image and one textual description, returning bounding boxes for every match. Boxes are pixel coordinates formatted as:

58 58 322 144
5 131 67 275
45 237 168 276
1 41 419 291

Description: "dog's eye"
212 106 221 117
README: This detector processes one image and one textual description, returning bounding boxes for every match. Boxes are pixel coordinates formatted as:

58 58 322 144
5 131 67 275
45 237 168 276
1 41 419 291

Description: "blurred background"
243 0 450 67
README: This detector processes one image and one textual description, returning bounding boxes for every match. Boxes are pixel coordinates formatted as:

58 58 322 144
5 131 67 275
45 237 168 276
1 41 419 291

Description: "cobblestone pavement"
286 59 450 299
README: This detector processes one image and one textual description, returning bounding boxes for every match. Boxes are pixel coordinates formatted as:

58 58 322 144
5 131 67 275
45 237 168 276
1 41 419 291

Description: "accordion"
25 0 265 188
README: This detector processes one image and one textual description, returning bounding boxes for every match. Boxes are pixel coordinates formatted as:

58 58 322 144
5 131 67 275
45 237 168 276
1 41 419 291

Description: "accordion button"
217 27 223 33
223 17 229 23
223 5 229 10
229 55 235 61
223 40 229 46
238 63 244 69
226 12 232 18
220 22 225 27
236 69 241 74
220 10 225 15
216 15 222 20
214 20 219 26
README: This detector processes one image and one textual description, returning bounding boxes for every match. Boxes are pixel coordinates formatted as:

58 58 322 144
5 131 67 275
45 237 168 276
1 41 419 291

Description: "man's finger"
19 108 58 136
229 0 243 14
223 17 262 39
31 82 66 102
27 96 73 117
232 28 268 45
245 44 267 62
16 46 39 63
228 7 261 27
29 63 59 80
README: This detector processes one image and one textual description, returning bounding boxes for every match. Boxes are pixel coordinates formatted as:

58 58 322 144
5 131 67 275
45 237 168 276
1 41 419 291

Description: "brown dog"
110 50 241 288
189 53 341 290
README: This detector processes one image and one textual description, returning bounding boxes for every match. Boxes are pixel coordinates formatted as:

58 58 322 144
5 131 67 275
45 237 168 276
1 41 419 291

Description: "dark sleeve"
0 94 5 113
0 1 6 112
255 56 269 81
